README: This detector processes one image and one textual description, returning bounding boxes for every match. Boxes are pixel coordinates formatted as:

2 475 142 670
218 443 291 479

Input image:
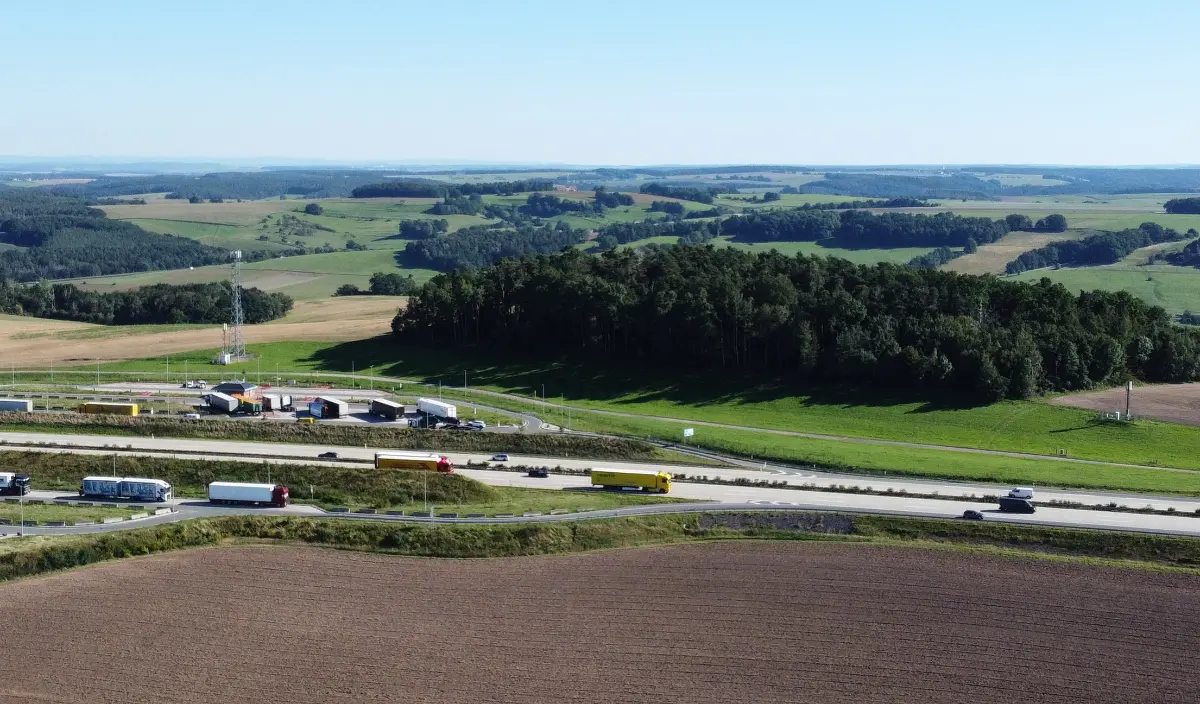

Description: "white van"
1008 487 1034 499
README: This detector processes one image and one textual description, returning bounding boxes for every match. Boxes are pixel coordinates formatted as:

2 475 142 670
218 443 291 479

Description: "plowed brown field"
2 542 1197 703
1049 383 1200 426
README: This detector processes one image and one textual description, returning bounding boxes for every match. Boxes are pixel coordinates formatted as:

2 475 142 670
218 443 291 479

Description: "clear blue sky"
2 0 1197 165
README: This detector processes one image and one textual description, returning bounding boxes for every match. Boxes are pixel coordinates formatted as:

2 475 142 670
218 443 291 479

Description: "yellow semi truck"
79 402 139 416
590 468 672 493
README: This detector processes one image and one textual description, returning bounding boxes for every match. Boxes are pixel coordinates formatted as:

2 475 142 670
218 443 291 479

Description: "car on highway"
183 412 201 419
527 468 549 478
962 510 984 520
318 451 338 459
491 453 510 462
466 420 486 429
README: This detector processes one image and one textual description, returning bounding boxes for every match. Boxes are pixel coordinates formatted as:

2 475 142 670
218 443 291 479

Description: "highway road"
3 432 1200 538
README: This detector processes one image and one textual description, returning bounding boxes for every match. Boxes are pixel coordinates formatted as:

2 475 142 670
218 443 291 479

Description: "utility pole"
1125 380 1133 420
166 354 169 384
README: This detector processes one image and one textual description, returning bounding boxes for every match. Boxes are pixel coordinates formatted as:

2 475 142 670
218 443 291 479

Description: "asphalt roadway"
4 432 1200 538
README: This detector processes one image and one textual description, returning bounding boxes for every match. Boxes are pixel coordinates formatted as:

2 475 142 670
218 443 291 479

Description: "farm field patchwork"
1 542 1195 703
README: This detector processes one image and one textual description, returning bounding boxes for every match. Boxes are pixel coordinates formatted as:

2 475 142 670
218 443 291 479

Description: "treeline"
780 197 934 209
395 246 1200 400
639 182 725 204
721 208 1031 250
427 194 484 215
0 281 292 325
1005 223 1186 274
335 272 420 297
1150 230 1200 267
50 170 394 201
907 246 968 269
402 222 581 270
396 219 449 240
1164 197 1200 214
351 179 553 199
593 219 718 251
0 190 227 281
519 193 598 217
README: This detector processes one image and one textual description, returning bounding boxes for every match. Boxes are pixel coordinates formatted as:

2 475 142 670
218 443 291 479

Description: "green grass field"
1012 263 1200 316
380 485 684 516
0 503 136 524
717 237 938 265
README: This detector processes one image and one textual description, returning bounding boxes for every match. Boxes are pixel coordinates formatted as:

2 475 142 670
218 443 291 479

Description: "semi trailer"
590 468 672 493
374 451 453 472
310 397 349 419
417 398 457 421
262 394 293 412
208 481 289 507
203 392 239 414
0 399 33 412
368 398 403 420
80 402 139 416
0 472 30 496
80 476 173 502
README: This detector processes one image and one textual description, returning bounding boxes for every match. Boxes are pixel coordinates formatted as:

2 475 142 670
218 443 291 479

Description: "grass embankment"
0 503 134 524
383 486 681 516
0 412 657 460
2 512 1199 583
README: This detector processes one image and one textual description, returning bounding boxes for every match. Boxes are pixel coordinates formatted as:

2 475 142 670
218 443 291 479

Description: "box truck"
80 476 172 501
590 468 672 493
0 399 33 412
0 472 30 496
203 392 239 414
262 394 293 412
417 398 457 420
369 398 403 420
80 402 139 416
374 451 452 472
208 481 289 507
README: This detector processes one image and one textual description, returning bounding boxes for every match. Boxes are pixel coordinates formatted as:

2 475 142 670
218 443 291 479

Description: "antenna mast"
217 250 251 364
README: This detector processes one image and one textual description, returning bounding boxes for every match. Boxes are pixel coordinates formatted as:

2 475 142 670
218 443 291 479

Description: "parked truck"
208 481 289 507
0 398 33 412
417 397 457 421
237 399 263 415
0 472 30 496
80 402 139 416
310 397 349 419
262 394 293 412
79 476 172 502
374 451 453 472
368 398 403 420
998 497 1036 513
203 392 239 414
590 468 672 493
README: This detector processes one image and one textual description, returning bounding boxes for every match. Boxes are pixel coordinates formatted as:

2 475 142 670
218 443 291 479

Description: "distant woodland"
1006 223 1189 274
1164 197 1200 215
394 246 1200 401
0 281 292 325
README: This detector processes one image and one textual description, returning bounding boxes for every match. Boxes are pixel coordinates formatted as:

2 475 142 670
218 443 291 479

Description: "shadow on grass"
304 337 991 414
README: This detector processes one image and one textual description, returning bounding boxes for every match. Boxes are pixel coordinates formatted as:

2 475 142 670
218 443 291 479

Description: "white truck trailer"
208 481 289 507
417 397 457 420
0 398 33 412
203 392 240 414
262 394 293 412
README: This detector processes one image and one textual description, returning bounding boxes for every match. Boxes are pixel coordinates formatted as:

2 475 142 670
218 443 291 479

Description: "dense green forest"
427 194 485 215
401 222 581 270
638 182 724 204
0 281 291 325
394 246 1200 401
0 190 227 280
351 179 553 199
794 170 1200 199
593 219 717 250
780 197 934 209
1164 197 1200 214
721 208 1021 249
396 219 449 239
1005 223 1188 274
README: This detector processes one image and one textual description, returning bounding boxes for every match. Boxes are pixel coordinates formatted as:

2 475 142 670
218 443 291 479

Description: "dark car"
962 509 984 520
527 468 549 478
318 451 339 459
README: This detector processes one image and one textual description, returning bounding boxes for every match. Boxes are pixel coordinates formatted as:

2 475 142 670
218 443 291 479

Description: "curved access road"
4 433 1200 538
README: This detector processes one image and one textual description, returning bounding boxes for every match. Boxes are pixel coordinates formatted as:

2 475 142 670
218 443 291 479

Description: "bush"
304 202 324 216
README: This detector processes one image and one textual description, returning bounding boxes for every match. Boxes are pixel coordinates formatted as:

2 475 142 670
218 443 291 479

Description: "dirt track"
1 542 1196 703
1049 383 1200 426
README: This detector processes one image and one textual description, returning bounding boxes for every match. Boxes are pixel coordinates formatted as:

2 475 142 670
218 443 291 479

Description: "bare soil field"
944 231 1080 275
1 542 1196 703
0 298 400 365
1049 383 1200 426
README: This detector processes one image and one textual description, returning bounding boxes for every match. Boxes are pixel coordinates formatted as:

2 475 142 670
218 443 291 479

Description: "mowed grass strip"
0 503 135 524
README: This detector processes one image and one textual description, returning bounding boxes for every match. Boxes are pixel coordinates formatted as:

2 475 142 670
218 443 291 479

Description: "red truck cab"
273 485 290 507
